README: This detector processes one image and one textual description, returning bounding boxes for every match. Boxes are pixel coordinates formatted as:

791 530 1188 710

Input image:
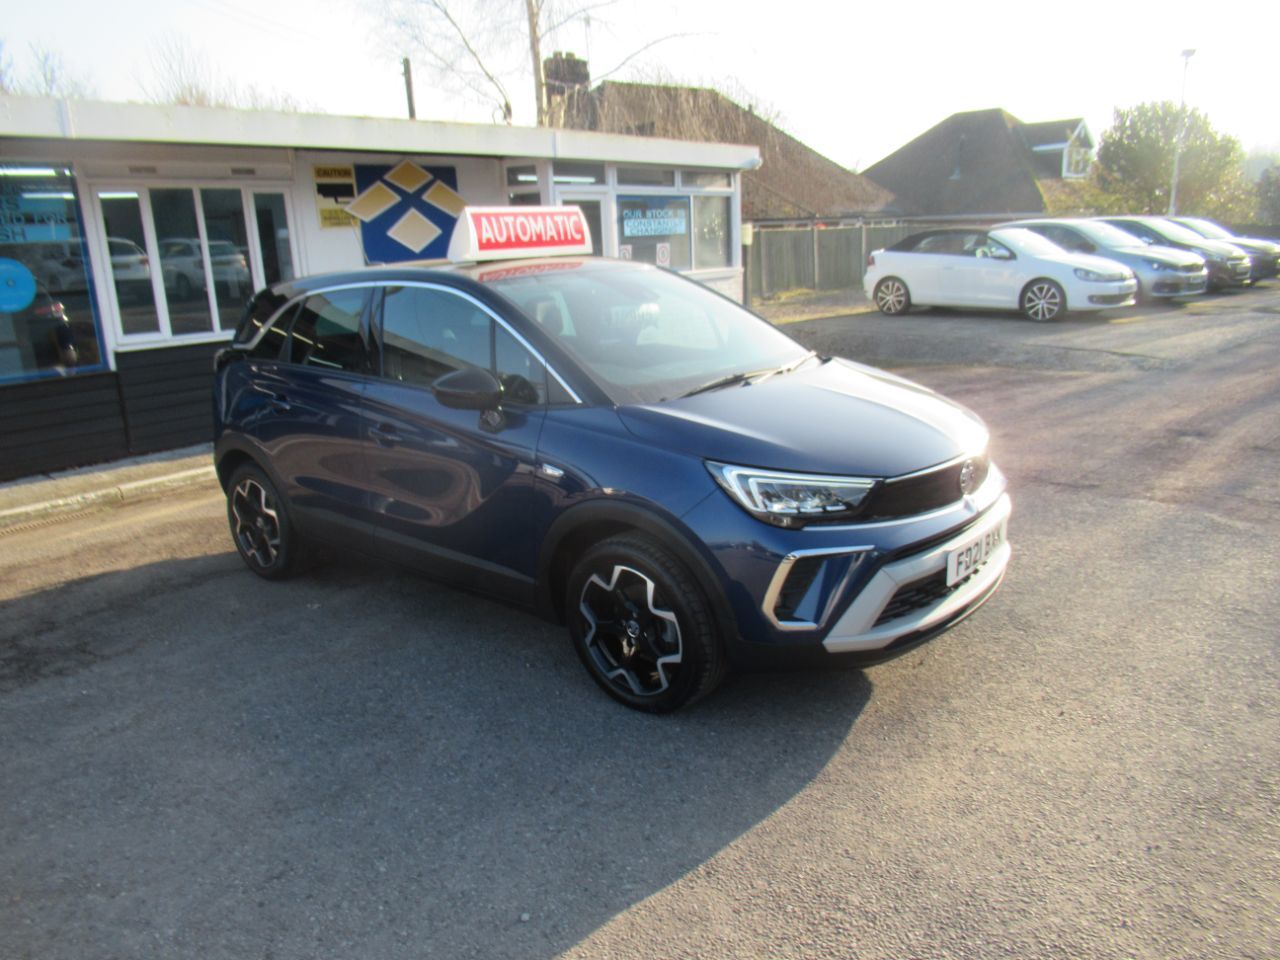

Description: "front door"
362 283 549 601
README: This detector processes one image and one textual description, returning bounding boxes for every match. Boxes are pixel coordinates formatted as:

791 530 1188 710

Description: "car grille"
855 455 989 523
1176 263 1202 274
874 570 958 626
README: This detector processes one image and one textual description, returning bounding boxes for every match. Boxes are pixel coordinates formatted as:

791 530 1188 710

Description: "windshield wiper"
677 352 817 399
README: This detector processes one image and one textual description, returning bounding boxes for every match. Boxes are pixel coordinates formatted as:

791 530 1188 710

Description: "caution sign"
314 165 356 228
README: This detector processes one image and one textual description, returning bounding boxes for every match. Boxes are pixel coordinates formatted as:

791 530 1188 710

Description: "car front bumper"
1149 271 1208 297
686 462 1011 665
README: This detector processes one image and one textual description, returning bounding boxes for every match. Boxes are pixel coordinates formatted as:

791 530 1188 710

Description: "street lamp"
1167 48 1196 216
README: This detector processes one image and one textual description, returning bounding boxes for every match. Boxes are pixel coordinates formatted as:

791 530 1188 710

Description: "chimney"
543 52 591 128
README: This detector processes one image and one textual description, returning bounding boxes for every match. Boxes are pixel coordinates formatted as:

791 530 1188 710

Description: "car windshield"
1075 221 1151 248
210 242 240 257
483 262 810 405
1177 218 1232 240
990 228 1066 257
1148 219 1212 244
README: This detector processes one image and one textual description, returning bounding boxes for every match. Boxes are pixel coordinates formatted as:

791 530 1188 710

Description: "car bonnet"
617 357 989 477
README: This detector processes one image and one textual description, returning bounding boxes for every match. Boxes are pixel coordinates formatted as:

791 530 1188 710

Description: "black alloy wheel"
567 534 726 712
226 463 301 580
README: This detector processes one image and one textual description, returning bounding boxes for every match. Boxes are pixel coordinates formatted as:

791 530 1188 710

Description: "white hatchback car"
864 227 1138 322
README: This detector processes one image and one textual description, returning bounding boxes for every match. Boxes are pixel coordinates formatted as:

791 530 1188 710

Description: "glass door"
557 193 605 257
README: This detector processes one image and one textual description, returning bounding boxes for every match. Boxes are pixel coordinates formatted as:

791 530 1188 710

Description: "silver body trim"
822 494 1012 654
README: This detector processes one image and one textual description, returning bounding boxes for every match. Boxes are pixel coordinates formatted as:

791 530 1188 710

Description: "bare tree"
0 41 14 94
375 0 683 126
0 41 96 98
140 35 304 112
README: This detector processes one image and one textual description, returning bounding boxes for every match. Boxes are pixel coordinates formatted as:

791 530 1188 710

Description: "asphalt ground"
2 288 1278 959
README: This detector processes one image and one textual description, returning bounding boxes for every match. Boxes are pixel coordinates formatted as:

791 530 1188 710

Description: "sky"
3 0 1278 172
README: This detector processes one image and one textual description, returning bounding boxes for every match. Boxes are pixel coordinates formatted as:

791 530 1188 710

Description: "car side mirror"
433 366 504 411
1080 242 1097 254
992 248 1014 261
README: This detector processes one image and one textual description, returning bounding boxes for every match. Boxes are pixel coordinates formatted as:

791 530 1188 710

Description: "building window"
683 170 732 189
553 162 605 185
617 166 676 187
96 185 289 344
693 195 731 268
0 164 106 383
617 196 691 270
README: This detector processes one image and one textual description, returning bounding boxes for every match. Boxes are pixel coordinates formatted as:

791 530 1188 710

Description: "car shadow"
1 551 871 960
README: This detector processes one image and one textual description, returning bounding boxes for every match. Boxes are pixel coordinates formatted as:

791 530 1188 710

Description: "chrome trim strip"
761 545 873 631
880 451 973 484
237 279 584 405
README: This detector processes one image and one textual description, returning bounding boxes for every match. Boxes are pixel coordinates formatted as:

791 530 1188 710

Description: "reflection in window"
379 286 491 387
253 193 294 286
152 188 212 335
0 165 106 380
99 194 160 336
694 196 731 268
288 289 368 371
200 188 252 330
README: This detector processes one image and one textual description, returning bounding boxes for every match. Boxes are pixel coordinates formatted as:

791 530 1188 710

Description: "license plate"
946 519 1006 586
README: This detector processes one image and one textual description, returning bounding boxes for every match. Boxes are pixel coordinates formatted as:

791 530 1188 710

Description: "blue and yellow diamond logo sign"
348 161 465 262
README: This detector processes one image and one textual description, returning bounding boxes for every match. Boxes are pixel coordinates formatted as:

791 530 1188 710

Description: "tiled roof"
557 81 900 221
863 109 1048 217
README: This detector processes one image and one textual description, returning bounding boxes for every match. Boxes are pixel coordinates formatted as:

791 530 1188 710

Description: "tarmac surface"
1 288 1277 959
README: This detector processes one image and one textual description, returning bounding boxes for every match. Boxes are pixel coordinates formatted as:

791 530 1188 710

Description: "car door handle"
371 423 403 446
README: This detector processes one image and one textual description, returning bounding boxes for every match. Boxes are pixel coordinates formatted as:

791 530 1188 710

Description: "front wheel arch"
536 500 739 643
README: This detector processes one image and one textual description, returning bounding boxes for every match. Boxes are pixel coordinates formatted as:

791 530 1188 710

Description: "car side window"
286 288 370 372
379 285 493 388
248 302 298 360
495 324 547 405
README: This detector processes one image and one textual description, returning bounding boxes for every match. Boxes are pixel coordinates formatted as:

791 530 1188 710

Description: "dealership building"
0 95 757 480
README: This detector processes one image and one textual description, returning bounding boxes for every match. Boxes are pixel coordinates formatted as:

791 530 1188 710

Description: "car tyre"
874 277 911 316
567 534 726 713
226 463 302 580
1021 279 1065 322
176 273 193 301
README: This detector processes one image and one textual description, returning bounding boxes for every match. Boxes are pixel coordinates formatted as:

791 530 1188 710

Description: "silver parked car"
1002 218 1208 302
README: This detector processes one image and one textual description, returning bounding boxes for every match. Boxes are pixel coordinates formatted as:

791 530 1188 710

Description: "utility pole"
402 57 416 120
1167 48 1195 216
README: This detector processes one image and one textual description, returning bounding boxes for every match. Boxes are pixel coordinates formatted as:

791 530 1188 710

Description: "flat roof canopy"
0 95 761 170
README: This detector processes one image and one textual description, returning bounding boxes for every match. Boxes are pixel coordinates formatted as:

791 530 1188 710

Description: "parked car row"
864 216 1280 322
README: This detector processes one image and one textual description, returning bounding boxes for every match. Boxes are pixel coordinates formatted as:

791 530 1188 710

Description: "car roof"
260 255 656 302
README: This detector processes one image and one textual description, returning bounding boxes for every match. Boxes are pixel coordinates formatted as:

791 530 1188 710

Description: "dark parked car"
1097 216 1252 289
213 207 1011 711
1169 217 1280 280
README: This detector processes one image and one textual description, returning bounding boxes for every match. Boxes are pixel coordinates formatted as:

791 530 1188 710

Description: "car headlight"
1074 267 1128 282
707 462 875 526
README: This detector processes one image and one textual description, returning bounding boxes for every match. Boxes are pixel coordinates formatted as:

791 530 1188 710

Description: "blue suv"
213 216 1010 711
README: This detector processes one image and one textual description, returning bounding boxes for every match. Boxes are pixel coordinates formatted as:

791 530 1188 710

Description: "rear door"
362 283 549 601
248 286 377 549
